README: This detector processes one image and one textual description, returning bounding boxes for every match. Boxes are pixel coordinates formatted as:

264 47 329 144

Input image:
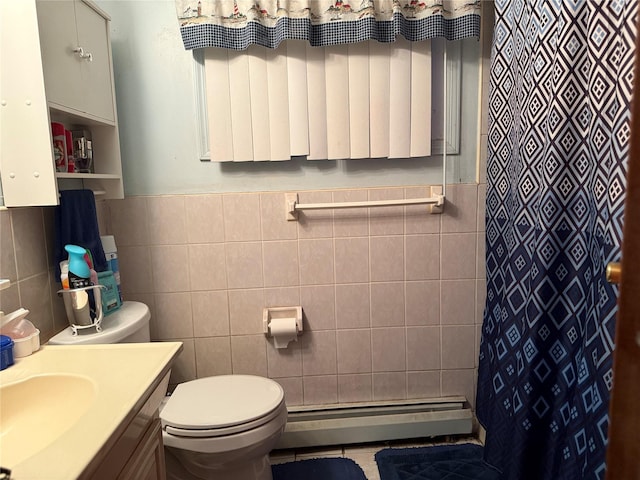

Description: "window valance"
175 0 481 51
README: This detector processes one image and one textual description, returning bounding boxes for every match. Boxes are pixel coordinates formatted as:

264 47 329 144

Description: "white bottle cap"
100 235 117 254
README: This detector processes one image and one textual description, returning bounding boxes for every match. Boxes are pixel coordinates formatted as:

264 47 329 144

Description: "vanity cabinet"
119 419 167 480
0 0 124 207
85 372 170 480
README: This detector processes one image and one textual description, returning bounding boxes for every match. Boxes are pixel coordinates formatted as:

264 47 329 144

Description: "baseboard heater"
276 396 473 450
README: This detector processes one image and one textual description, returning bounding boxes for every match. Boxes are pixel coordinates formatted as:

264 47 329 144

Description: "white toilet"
161 375 287 480
48 301 288 480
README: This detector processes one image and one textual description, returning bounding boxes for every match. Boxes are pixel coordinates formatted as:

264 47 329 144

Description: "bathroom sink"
0 374 96 466
0 344 182 479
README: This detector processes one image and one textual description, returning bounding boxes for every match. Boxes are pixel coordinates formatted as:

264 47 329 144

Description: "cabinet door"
37 0 115 122
36 0 83 113
75 0 115 122
118 419 167 480
0 0 59 206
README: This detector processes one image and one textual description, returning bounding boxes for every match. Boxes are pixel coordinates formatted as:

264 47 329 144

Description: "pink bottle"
51 122 67 172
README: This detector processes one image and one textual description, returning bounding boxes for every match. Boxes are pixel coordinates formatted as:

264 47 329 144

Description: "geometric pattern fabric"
476 1 636 478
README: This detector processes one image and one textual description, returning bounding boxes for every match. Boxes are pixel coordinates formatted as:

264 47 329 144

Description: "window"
193 38 461 162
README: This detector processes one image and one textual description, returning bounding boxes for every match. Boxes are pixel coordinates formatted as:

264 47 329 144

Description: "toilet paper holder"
263 306 303 349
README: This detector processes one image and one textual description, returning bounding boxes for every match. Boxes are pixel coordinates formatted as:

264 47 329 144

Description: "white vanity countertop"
0 342 182 479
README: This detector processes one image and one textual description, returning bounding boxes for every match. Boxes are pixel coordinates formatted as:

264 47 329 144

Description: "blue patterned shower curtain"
477 1 637 479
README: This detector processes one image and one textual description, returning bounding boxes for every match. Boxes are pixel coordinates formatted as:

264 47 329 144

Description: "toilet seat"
161 375 285 438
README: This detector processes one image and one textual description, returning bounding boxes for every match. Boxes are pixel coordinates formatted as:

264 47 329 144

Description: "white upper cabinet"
37 0 115 123
0 0 123 207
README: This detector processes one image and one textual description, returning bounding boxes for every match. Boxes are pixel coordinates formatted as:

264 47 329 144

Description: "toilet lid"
160 375 284 431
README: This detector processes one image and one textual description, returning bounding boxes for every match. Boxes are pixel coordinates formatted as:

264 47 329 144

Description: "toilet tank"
48 301 151 345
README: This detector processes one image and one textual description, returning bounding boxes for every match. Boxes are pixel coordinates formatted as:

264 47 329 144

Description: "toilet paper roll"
270 318 299 349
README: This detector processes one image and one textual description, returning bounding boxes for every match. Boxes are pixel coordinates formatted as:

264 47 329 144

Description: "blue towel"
55 189 108 280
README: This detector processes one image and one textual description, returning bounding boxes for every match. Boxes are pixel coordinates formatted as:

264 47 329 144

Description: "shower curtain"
477 1 637 479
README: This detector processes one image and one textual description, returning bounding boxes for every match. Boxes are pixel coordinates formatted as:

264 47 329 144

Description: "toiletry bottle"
65 244 97 323
51 122 67 172
65 244 91 288
101 235 123 303
65 129 75 173
60 260 70 289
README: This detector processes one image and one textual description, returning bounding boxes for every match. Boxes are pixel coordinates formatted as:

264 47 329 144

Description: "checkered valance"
175 0 481 50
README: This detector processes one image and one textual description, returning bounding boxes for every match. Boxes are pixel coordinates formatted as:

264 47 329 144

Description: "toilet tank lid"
161 375 284 430
48 301 150 345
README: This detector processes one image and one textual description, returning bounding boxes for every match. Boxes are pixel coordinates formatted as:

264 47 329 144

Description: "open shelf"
55 173 121 180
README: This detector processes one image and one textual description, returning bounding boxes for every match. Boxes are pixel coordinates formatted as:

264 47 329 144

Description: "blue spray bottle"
65 244 97 322
65 244 91 288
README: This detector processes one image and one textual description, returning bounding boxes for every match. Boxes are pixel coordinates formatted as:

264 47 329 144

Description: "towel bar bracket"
286 192 299 221
429 185 445 214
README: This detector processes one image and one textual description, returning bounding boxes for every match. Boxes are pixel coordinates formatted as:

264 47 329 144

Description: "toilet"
48 301 288 480
161 375 287 480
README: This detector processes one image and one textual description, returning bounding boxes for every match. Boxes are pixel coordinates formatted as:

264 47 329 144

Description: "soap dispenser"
63 244 96 327
65 244 91 288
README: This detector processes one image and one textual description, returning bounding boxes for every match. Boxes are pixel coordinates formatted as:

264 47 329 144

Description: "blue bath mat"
272 457 368 480
375 443 501 480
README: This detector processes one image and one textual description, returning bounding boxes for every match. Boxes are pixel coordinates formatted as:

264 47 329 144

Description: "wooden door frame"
604 11 640 480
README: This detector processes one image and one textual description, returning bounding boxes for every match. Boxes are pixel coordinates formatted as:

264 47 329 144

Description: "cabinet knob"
73 47 93 62
33 172 40 178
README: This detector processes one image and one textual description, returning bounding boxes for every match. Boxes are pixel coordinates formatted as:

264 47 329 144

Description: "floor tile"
270 450 296 465
294 446 344 461
349 451 381 480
